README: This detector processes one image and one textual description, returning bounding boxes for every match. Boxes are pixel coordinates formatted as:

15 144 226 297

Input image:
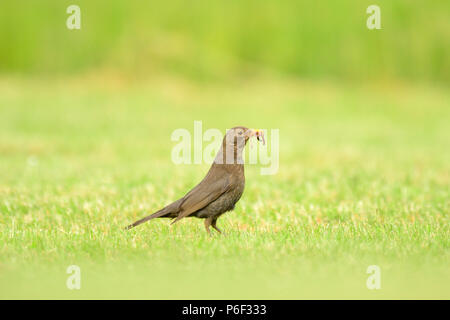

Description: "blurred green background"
0 0 448 82
0 1 449 299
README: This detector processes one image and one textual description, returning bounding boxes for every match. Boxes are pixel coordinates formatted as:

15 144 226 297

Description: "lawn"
0 75 448 299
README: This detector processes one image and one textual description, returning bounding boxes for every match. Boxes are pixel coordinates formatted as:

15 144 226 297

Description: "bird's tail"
125 208 169 230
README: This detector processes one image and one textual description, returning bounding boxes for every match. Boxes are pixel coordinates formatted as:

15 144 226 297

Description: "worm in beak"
251 129 265 145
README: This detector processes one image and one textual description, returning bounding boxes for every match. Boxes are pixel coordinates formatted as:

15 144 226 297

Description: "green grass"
0 75 449 299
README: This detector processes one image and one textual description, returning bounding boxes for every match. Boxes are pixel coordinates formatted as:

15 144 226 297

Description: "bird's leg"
204 217 213 236
211 218 222 234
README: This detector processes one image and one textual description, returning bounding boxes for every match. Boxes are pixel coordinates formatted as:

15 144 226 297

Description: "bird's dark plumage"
126 126 265 235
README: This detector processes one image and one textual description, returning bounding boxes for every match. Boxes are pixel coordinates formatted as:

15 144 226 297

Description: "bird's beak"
249 129 266 145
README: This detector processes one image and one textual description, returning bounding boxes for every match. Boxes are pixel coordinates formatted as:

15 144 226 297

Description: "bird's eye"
238 131 243 135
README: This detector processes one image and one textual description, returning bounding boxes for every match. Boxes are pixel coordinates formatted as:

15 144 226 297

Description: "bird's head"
214 127 265 165
223 127 265 148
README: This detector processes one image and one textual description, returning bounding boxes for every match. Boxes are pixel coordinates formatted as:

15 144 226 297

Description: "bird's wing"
171 172 232 224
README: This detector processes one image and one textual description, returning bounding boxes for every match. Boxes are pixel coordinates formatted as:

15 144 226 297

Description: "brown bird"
126 126 265 235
